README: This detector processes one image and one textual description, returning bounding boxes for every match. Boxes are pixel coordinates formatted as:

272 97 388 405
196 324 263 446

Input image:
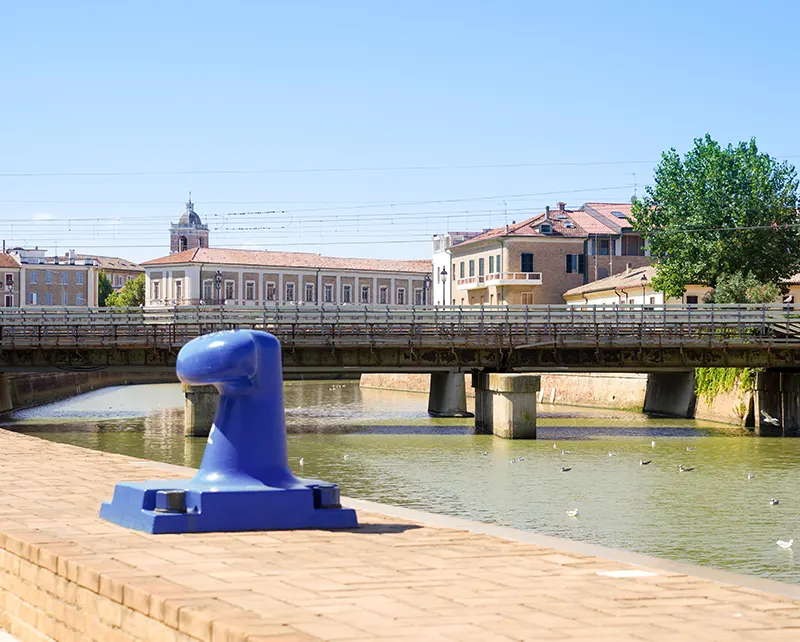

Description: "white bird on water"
608 452 618 457
770 498 780 505
777 539 794 549
747 473 755 479
299 458 304 466
679 465 695 472
562 450 571 455
651 441 656 447
761 410 780 426
343 454 349 460
510 458 517 464
519 457 526 462
686 446 696 451
566 509 579 518
554 443 558 449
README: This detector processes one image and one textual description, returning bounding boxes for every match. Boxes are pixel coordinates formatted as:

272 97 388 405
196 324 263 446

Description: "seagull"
608 452 618 457
747 473 755 479
343 454 349 460
770 498 780 505
651 441 656 447
679 465 695 472
553 443 558 449
640 460 652 466
299 457 304 466
686 447 695 451
519 457 526 462
777 539 794 549
566 509 579 518
510 458 517 464
482 451 488 456
561 450 571 455
561 467 572 472
761 410 780 426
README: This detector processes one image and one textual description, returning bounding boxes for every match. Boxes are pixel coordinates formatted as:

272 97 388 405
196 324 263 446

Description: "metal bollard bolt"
154 490 186 513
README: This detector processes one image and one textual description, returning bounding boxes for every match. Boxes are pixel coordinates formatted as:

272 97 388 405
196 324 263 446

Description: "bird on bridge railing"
761 410 780 426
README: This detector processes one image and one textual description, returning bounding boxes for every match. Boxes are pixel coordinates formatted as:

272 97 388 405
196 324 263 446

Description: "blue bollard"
99 330 358 533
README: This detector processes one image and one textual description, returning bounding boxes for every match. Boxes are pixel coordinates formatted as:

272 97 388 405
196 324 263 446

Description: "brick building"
447 202 650 305
142 247 431 307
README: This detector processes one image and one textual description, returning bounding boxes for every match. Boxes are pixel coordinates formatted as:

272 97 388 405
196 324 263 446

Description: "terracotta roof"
75 254 143 272
583 202 635 230
456 210 593 247
784 273 800 285
142 248 431 274
563 265 656 298
0 254 20 269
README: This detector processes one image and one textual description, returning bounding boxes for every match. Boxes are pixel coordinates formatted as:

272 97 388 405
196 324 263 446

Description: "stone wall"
0 370 178 415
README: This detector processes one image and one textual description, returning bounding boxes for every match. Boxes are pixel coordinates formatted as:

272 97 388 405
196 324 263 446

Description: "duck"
777 539 794 549
770 498 780 506
678 465 695 472
560 467 572 473
640 460 652 466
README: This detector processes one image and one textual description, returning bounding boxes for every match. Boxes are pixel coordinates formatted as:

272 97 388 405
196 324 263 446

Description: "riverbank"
360 372 753 426
1 429 799 641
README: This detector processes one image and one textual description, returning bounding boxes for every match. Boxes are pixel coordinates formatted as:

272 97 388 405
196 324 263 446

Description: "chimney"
505 224 509 233
626 262 633 274
557 201 566 212
545 206 550 220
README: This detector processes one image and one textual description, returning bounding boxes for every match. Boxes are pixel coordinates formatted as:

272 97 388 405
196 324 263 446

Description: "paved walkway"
0 430 799 641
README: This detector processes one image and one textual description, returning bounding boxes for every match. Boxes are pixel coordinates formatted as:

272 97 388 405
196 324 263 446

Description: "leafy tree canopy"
98 271 114 307
703 272 781 304
105 274 145 307
630 135 800 299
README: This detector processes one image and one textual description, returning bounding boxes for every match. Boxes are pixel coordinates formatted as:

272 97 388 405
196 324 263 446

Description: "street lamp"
423 274 432 305
439 266 448 306
215 270 223 305
4 274 12 307
640 274 648 305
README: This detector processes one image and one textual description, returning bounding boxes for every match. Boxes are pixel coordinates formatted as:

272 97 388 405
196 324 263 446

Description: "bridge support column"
183 384 219 437
428 372 472 417
754 370 800 437
643 371 696 418
473 373 540 439
0 374 12 414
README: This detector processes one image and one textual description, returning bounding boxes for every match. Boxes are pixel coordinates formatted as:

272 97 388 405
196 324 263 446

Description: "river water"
2 381 799 585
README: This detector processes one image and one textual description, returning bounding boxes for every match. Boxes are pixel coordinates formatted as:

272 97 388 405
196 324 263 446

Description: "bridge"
1 303 799 373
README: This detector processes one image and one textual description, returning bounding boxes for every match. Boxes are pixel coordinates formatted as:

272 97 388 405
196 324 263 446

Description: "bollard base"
100 479 358 534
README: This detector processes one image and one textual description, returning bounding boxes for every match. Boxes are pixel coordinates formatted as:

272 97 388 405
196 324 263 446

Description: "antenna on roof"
631 172 637 202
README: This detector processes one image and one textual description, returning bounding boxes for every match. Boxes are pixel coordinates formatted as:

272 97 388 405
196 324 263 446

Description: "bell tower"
170 193 210 254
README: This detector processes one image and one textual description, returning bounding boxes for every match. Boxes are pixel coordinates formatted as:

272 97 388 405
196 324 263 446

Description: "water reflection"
2 381 798 585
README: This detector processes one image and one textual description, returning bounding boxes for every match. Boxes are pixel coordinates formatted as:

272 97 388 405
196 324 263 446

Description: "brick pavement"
0 430 799 641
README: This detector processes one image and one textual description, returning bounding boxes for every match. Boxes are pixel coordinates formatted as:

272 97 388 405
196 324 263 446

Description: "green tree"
630 135 800 299
98 271 114 306
705 272 781 304
106 274 145 307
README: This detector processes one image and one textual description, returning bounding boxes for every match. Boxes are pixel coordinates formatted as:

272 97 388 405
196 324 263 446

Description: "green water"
2 381 799 585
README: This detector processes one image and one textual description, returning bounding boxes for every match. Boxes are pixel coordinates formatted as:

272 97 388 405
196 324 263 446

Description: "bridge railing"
1 304 799 350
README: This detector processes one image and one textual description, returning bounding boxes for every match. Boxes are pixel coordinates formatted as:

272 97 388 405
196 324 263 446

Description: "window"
152 281 160 300
521 292 534 304
622 234 644 256
30 271 38 284
378 286 388 304
4 295 12 307
468 260 475 277
4 273 12 288
266 282 276 301
360 285 370 304
565 254 585 274
324 284 333 303
203 280 213 301
245 281 256 301
225 280 235 301
521 253 534 273
175 280 183 301
45 292 53 306
179 236 187 252
61 272 69 285
597 239 610 256
114 275 123 287
304 282 314 302
76 294 85 306
686 295 699 305
45 271 52 284
478 258 485 276
489 256 494 274
342 284 352 303
413 288 423 305
460 262 465 279
28 292 38 305
396 288 406 305
496 254 501 272
62 291 69 306
649 297 656 305
76 272 84 285
540 223 552 234
285 282 296 302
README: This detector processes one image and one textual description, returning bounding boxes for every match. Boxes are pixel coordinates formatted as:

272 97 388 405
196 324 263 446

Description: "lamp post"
439 266 448 306
423 274 431 305
640 274 647 305
215 270 223 305
4 274 12 307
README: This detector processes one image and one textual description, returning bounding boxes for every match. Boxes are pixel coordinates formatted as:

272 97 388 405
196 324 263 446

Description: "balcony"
457 272 543 290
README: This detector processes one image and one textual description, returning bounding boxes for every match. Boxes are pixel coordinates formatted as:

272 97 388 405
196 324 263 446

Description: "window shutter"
578 254 585 274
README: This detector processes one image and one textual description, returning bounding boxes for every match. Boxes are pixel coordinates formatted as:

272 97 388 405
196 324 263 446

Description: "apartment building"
0 254 21 307
447 202 650 305
78 254 143 290
8 248 100 306
142 247 431 307
431 231 485 305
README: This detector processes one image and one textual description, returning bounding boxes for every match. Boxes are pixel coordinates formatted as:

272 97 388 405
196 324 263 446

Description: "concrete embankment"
0 370 177 415
1 429 799 641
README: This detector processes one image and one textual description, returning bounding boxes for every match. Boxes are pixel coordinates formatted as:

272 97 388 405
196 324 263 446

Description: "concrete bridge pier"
754 371 800 437
643 371 697 418
472 373 540 439
427 372 473 417
183 383 219 437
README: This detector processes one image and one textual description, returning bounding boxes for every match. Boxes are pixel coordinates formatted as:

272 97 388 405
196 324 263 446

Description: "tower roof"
177 193 204 227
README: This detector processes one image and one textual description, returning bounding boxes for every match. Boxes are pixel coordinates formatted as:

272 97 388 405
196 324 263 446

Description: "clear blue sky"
2 0 799 263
